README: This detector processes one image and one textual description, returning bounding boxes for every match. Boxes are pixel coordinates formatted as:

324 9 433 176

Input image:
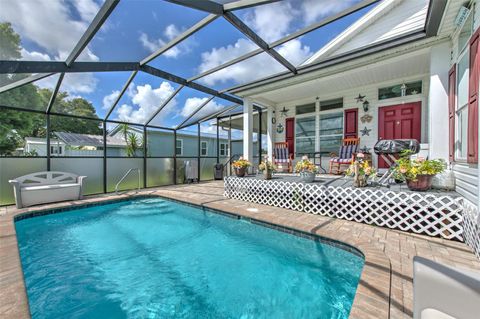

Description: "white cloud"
102 90 120 109
243 1 296 42
139 24 185 58
0 0 98 61
301 0 359 25
115 82 178 124
180 97 223 118
198 39 311 87
20 48 50 61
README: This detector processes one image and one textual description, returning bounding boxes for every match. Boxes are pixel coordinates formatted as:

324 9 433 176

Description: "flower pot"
263 169 272 180
299 171 315 183
235 167 246 177
406 174 434 191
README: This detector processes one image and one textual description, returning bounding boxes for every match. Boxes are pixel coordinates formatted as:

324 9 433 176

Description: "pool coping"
1 190 391 319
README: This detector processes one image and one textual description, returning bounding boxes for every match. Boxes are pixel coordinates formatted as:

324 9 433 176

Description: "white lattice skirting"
224 177 480 256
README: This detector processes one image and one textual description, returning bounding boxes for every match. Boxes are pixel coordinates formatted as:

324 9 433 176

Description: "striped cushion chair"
273 142 293 173
329 138 360 174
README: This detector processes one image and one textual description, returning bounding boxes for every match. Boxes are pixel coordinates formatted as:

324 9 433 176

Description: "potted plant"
393 152 445 191
295 156 317 183
345 153 377 187
232 157 251 177
258 157 276 180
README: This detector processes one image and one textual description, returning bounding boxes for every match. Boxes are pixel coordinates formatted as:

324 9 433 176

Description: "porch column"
243 97 254 163
428 42 450 160
267 106 274 161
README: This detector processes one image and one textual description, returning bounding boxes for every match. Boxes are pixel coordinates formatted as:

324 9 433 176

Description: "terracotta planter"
299 171 316 183
406 174 434 191
263 169 272 180
235 167 246 177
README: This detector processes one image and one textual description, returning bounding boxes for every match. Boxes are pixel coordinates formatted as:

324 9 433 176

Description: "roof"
25 137 62 144
303 0 429 65
54 132 126 147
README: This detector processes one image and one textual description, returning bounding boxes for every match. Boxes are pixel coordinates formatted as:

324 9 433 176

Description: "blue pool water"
15 197 364 319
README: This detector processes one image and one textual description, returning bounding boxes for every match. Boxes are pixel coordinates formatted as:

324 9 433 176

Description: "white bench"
413 256 480 319
9 171 86 208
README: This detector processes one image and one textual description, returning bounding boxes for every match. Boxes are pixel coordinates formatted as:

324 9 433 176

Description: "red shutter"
448 65 456 162
468 29 480 163
344 108 358 138
285 117 295 155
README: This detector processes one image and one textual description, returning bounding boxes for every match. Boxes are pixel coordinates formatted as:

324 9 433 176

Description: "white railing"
115 168 140 194
462 199 480 258
224 176 465 241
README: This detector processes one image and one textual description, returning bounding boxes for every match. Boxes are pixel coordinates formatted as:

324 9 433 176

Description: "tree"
0 22 103 155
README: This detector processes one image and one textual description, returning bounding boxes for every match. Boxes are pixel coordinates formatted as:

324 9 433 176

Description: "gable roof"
303 0 429 65
54 132 126 147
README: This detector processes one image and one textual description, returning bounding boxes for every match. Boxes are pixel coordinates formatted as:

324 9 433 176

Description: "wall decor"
355 94 365 103
272 117 276 124
276 123 284 133
360 146 371 153
360 114 373 123
360 126 371 136
362 100 370 112
279 106 289 117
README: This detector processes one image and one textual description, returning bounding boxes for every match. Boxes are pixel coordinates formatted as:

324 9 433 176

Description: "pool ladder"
115 168 141 194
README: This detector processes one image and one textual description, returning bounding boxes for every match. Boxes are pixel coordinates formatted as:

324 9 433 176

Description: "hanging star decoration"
355 94 366 103
279 106 289 117
360 146 371 153
360 114 373 123
360 126 371 136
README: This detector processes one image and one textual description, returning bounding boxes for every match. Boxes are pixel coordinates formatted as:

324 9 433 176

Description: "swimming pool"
15 197 364 319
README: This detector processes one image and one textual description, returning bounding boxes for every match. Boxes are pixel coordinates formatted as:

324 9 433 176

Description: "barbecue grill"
373 139 420 186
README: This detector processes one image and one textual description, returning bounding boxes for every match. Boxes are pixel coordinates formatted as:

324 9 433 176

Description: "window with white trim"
219 142 229 156
319 112 343 154
200 140 208 156
175 139 183 156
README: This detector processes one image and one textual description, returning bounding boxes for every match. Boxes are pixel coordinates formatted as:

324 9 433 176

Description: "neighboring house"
24 133 126 156
233 0 480 204
25 128 244 159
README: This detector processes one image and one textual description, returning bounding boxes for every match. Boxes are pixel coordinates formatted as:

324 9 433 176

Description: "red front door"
378 102 422 168
285 117 295 155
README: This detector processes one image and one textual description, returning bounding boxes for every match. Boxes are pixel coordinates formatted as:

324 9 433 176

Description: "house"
24 127 249 159
233 0 480 205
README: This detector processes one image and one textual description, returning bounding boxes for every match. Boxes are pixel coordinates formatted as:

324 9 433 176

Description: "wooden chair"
273 142 294 173
329 138 360 174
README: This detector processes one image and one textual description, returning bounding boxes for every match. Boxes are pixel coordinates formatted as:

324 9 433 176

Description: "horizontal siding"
453 163 478 203
335 0 428 56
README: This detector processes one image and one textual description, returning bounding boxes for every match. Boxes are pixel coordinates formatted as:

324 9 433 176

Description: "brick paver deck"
1 181 479 318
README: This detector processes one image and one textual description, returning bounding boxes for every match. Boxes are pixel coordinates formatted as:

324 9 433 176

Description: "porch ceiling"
247 49 430 105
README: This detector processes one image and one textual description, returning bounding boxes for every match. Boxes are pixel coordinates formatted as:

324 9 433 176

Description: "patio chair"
273 142 293 173
329 137 360 174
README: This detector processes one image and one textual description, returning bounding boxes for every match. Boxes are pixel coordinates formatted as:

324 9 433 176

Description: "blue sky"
0 0 375 130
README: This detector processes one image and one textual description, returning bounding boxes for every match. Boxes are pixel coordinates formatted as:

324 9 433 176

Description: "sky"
0 0 375 131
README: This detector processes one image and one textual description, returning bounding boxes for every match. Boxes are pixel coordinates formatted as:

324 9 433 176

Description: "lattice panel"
224 177 464 241
463 200 480 258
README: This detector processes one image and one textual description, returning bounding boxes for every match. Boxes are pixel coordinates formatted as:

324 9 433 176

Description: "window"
176 139 183 156
296 103 315 115
200 141 208 156
50 145 62 155
319 112 343 154
320 98 343 111
456 49 469 159
295 116 315 154
219 143 229 156
378 81 422 100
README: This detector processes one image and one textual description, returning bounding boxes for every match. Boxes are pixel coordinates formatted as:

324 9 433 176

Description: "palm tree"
118 123 130 143
126 132 139 157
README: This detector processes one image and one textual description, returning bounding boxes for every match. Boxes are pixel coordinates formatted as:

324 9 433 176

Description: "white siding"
333 0 428 56
453 163 478 203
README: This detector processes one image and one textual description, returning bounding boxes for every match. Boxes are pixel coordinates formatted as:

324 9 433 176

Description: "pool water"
15 197 364 319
